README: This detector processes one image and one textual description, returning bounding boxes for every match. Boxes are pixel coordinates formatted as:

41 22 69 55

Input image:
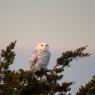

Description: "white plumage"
29 42 51 72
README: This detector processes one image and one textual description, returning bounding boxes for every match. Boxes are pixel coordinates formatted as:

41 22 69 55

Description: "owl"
29 42 51 72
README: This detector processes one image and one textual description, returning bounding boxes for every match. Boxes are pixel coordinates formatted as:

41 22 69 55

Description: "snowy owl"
29 42 51 72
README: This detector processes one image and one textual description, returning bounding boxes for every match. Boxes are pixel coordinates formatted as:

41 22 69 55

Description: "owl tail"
30 63 41 73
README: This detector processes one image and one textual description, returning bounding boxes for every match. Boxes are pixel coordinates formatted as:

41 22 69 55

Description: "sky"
0 0 95 94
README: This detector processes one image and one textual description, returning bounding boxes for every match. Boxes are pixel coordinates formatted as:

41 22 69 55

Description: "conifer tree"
0 41 90 95
76 75 95 95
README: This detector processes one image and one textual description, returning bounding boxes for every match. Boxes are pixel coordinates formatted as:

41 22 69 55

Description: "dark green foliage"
0 41 16 70
0 41 90 95
54 46 89 74
76 75 95 95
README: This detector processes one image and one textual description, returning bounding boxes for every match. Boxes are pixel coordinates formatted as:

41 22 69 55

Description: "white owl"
29 42 51 72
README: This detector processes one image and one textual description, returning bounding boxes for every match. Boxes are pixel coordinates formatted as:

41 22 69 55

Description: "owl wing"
38 50 51 69
29 50 38 68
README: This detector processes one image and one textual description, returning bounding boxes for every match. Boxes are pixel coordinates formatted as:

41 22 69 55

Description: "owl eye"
41 44 44 46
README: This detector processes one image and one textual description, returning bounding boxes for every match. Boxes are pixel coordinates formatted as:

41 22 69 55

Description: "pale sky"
0 0 95 94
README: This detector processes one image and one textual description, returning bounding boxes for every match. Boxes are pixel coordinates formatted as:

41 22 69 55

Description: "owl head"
36 42 49 50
